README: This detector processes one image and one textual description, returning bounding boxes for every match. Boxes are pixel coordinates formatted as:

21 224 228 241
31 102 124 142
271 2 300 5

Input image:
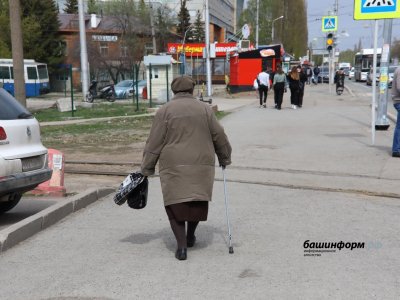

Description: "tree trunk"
9 0 26 106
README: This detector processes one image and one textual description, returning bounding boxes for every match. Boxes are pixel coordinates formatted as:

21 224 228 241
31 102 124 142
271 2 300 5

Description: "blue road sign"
322 16 337 32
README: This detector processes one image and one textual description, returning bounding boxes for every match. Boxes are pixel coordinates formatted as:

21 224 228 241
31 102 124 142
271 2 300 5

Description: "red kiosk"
229 44 284 93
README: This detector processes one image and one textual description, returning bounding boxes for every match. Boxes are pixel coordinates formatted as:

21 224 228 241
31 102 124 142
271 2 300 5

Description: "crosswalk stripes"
363 0 395 7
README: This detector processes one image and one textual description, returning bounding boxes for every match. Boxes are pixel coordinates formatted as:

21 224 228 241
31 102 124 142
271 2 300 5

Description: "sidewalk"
1 83 399 299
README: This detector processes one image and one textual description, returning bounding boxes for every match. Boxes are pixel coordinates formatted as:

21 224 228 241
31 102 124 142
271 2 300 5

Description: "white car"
0 88 52 214
348 67 355 80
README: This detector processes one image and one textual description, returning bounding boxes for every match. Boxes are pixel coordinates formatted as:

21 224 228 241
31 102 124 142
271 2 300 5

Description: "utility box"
143 55 180 103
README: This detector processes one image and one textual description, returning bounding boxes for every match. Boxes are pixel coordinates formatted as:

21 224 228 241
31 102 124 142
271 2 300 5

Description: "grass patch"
40 109 229 153
41 116 154 151
215 111 230 120
34 102 150 122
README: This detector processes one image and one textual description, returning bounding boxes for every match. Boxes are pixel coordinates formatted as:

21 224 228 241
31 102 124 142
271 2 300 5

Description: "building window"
121 44 128 57
100 42 109 57
145 43 153 55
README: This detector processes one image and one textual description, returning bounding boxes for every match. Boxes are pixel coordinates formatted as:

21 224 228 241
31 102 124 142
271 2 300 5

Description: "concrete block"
41 200 74 229
2 215 43 252
72 189 98 211
56 97 76 112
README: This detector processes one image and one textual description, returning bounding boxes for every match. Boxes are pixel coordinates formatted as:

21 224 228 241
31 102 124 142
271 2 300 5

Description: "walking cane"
222 166 234 254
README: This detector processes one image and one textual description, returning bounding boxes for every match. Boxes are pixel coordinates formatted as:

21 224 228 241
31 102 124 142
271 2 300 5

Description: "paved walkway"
1 83 399 299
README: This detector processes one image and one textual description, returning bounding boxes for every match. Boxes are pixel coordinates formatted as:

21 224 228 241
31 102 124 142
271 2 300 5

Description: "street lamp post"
181 24 195 75
271 15 284 42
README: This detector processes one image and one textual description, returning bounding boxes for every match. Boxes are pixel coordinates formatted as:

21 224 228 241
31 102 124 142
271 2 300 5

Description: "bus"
0 59 50 97
354 48 381 82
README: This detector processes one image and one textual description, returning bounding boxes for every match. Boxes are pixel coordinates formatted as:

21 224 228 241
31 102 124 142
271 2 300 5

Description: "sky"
307 0 400 51
243 0 400 52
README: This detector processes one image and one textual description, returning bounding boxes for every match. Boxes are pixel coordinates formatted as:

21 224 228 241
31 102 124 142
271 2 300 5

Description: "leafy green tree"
0 9 11 57
190 10 204 43
63 0 78 14
238 0 308 59
0 0 64 70
177 0 191 41
21 0 64 70
339 49 356 65
154 5 176 51
87 0 98 14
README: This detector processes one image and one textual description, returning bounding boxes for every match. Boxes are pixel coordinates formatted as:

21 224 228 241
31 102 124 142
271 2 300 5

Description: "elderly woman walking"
141 76 232 261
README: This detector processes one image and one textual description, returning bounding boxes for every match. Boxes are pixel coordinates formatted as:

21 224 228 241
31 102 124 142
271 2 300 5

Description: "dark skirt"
165 201 209 222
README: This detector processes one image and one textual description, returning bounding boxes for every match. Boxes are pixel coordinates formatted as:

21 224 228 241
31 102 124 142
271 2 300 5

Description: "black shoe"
392 152 400 157
187 236 196 248
175 248 187 260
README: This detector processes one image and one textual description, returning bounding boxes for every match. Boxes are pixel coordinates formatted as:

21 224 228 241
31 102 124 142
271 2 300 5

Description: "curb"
0 187 114 253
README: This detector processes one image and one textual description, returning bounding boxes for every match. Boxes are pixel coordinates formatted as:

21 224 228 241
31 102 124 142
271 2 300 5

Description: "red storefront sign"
168 42 240 57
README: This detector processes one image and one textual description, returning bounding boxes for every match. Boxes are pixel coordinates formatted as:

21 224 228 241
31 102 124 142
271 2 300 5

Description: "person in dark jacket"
287 66 300 109
141 76 232 261
272 65 287 110
298 66 308 108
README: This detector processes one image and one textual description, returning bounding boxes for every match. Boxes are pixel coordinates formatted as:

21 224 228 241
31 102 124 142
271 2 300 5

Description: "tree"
0 0 64 72
177 0 191 41
63 0 78 14
154 5 176 51
238 0 308 58
339 49 356 64
190 10 204 43
87 0 98 14
21 0 64 70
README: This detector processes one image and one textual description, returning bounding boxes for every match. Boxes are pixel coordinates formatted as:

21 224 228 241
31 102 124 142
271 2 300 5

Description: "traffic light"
326 33 334 52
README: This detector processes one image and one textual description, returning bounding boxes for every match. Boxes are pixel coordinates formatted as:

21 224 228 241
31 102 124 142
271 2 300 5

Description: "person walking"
272 65 287 110
298 66 308 108
391 66 400 157
306 66 312 85
287 66 300 109
141 76 232 261
313 65 320 84
257 68 270 108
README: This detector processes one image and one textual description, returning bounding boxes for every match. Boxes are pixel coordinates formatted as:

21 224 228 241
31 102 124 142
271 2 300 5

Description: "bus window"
37 65 48 79
27 66 38 80
0 66 10 79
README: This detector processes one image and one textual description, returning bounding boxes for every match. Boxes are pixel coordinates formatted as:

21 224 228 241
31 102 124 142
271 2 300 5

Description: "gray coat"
141 93 232 206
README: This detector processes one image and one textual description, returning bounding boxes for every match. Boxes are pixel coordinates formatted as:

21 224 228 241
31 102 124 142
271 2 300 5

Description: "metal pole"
149 63 152 108
256 0 259 48
78 0 89 99
70 65 74 118
205 0 212 97
376 19 392 131
166 64 169 102
371 20 379 145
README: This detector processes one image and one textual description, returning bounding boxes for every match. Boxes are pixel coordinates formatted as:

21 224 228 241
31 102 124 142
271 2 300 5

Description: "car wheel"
0 193 22 214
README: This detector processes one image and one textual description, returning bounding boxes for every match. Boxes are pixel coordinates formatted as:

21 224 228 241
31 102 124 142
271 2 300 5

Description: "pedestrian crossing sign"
321 16 338 32
354 0 400 20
